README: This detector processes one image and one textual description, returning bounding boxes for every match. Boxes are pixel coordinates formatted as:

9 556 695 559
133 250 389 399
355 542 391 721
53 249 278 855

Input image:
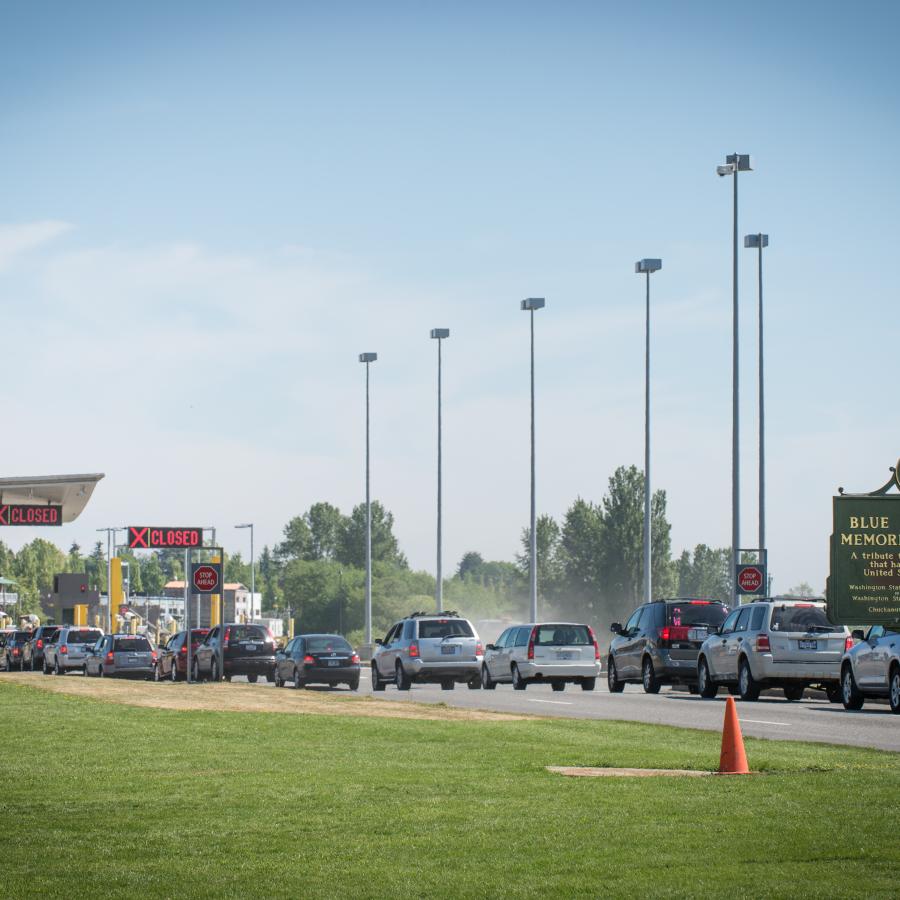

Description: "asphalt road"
322 670 899 752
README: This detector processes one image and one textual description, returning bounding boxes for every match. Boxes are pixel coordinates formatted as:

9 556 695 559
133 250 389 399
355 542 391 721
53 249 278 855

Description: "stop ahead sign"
737 565 765 595
191 563 221 595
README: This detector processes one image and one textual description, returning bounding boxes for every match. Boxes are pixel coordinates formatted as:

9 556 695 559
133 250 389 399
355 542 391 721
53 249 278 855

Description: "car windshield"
534 624 592 646
227 625 267 642
306 637 352 653
14 631 30 641
417 619 473 638
771 605 835 633
67 630 102 644
114 638 152 652
667 603 728 627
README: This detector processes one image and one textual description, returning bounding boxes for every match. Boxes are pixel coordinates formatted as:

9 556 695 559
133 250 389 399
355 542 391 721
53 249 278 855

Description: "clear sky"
2 1 899 593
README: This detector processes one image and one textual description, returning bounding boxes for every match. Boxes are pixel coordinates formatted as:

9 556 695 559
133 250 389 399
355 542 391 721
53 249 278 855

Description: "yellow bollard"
74 604 88 626
210 556 222 627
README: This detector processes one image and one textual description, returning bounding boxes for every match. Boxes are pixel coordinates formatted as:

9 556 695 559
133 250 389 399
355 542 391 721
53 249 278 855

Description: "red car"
155 628 210 681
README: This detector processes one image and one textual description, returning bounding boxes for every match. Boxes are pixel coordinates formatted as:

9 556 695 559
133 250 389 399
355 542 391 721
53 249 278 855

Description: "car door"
616 607 647 679
707 609 741 679
855 626 884 687
871 628 899 689
375 624 400 678
486 629 510 679
279 638 298 679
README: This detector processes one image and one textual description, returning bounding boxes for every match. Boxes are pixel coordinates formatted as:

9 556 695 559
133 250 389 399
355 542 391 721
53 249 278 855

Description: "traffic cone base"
718 696 750 774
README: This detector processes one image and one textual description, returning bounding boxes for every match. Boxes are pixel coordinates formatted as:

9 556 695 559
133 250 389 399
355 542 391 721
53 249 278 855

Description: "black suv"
24 625 61 671
193 623 277 683
607 598 729 693
2 631 32 671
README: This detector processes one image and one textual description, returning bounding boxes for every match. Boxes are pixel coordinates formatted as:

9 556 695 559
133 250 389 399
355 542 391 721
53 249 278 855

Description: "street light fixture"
744 232 769 558
717 152 753 606
235 523 255 621
520 298 545 622
430 328 450 612
358 352 377 650
635 259 662 604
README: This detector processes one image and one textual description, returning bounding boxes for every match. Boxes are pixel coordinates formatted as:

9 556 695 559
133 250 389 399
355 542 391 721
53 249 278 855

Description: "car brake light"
60 645 68 654
844 636 853 653
688 600 711 605
303 655 315 665
658 626 671 644
224 627 231 647
106 651 114 663
475 641 484 656
351 654 360 664
409 642 419 658
756 633 770 652
12 648 19 656
527 626 537 660
587 626 600 660
151 651 158 662
36 639 44 649
180 646 187 653
266 627 274 640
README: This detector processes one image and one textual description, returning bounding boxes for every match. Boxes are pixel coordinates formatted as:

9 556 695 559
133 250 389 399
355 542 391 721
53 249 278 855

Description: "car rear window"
13 632 30 641
667 603 728 628
67 630 102 644
417 619 474 638
191 629 210 640
227 625 267 642
771 605 835 633
534 624 592 646
306 637 352 653
114 637 152 652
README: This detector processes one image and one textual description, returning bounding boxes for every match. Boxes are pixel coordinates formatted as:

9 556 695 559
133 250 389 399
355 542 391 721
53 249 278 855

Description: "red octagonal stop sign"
192 564 220 594
737 566 763 594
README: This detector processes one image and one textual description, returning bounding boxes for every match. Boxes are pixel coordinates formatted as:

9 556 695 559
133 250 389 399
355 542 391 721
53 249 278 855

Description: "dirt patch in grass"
0 673 525 722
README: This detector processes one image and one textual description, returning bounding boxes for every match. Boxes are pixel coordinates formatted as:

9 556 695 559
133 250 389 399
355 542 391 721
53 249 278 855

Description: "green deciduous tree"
338 502 406 569
676 545 731 601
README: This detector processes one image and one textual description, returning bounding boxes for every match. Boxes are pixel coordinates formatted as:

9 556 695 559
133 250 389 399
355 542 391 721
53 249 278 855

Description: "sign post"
190 552 224 680
828 462 900 626
735 549 768 601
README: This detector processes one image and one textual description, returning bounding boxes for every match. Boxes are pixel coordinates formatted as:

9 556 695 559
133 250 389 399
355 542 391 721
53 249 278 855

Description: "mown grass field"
1 680 897 898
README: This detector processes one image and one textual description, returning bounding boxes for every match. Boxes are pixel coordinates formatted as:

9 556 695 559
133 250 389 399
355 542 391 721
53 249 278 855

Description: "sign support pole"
185 549 191 684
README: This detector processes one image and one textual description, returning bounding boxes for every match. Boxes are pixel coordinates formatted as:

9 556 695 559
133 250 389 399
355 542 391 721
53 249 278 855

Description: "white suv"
481 622 601 691
840 625 900 713
696 599 850 702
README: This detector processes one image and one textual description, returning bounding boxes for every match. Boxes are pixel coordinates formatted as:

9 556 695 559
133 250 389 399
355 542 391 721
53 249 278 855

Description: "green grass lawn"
1 681 898 899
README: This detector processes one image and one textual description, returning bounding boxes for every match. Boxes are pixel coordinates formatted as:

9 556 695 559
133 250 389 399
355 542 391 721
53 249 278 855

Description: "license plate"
556 651 575 660
327 659 340 667
441 645 458 655
245 644 257 651
798 639 817 650
688 628 708 641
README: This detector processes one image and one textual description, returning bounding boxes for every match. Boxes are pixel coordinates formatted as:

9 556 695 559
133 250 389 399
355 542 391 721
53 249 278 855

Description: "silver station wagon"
481 622 601 691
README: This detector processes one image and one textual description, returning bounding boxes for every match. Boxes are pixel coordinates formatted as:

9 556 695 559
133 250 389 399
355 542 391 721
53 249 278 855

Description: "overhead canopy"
0 577 17 586
0 473 105 523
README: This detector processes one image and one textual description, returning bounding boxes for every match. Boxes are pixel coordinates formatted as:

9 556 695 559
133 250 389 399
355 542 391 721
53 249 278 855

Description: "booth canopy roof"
0 473 105 523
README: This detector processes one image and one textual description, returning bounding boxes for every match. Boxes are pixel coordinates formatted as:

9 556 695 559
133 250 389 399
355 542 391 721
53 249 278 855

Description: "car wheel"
698 658 718 698
580 677 596 691
191 659 200 683
551 681 565 692
30 656 35 671
292 668 304 689
467 676 481 690
266 672 275 683
43 660 51 675
247 673 258 684
171 662 179 683
82 665 87 676
481 665 496 690
56 659 66 675
395 663 412 691
98 666 104 678
824 684 841 703
511 664 527 691
889 665 900 715
348 678 360 691
441 678 455 691
642 657 660 694
372 663 385 692
153 664 161 683
274 671 284 688
738 658 760 701
841 664 864 710
783 685 805 702
211 659 219 682
606 658 625 693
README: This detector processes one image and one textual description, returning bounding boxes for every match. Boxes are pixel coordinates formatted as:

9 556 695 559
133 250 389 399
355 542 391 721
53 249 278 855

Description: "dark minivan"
156 628 210 681
2 631 32 671
607 598 729 693
24 625 62 671
193 623 277 683
275 634 360 690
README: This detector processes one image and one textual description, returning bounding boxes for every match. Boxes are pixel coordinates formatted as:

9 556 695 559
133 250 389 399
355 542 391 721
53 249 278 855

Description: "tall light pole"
744 232 769 555
635 259 662 604
235 523 254 620
96 526 124 633
717 153 753 606
359 352 377 649
430 328 450 612
520 298 545 622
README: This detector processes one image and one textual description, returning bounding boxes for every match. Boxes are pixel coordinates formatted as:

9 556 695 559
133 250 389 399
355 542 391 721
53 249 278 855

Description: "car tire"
171 663 179 683
372 663 385 692
889 664 900 715
349 678 359 691
292 668 304 689
841 664 864 710
698 658 718 698
467 676 481 690
153 664 161 683
551 681 565 692
247 674 258 684
606 658 625 693
642 657 661 694
580 678 596 691
30 656 35 671
738 658 760 701
82 665 87 676
266 673 275 683
824 684 841 703
43 660 51 675
440 678 455 691
395 663 412 691
274 671 284 688
511 664 527 691
98 666 105 678
211 659 220 682
783 685 805 702
481 665 496 690
192 659 201 683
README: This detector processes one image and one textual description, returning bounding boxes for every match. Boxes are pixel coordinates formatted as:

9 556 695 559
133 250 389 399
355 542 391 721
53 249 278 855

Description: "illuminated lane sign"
128 526 204 549
0 504 63 526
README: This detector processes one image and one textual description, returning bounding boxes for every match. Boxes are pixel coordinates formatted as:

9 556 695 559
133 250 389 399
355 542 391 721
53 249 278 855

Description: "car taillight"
844 636 853 653
587 626 600 660
527 626 537 660
12 648 19 656
658 626 671 645
224 627 231 647
303 655 315 665
106 651 114 663
60 645 68 655
351 653 360 664
475 641 484 656
658 626 691 646
36 639 44 649
756 633 770 652
151 651 158 662
409 642 419 658
180 646 187 653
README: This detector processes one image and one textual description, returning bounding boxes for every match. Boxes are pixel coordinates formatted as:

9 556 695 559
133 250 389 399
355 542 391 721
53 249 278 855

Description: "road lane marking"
740 718 789 726
527 699 573 706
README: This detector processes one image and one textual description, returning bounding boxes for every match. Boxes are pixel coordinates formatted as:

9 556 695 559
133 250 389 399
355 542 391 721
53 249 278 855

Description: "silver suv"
371 611 483 691
840 625 900 713
696 598 850 701
43 627 104 675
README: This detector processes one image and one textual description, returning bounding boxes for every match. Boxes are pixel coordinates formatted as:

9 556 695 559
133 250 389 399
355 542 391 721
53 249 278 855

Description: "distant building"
162 581 262 627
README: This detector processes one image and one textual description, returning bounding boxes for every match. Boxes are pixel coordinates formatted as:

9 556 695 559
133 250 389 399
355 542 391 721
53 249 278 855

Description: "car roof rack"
407 610 461 619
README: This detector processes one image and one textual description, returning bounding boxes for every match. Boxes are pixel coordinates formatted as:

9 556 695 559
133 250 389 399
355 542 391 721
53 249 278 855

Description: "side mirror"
710 625 721 636
851 629 865 642
374 639 384 646
610 623 622 635
485 643 497 652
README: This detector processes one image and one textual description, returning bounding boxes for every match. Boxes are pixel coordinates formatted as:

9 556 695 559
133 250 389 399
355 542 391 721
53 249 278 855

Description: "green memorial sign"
827 462 900 626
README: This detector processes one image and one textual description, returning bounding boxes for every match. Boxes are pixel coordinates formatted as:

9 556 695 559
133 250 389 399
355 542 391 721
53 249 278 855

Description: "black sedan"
275 634 360 690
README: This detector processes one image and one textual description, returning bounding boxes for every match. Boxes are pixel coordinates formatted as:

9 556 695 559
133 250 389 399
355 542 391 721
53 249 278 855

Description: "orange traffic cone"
718 696 750 774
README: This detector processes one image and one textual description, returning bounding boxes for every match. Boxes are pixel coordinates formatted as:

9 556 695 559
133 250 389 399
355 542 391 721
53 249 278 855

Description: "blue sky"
2 1 899 593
